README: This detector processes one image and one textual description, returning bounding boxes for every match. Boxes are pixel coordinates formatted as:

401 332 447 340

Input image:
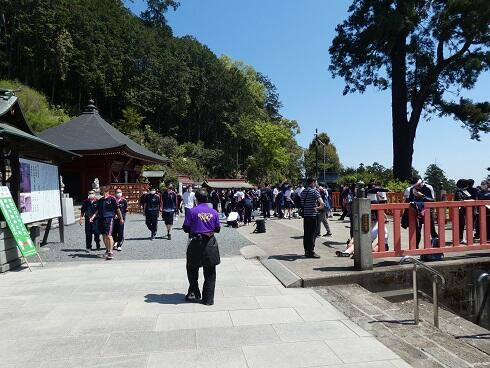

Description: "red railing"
371 200 490 258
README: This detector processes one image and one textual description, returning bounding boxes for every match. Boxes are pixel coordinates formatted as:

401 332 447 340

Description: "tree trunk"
391 30 413 182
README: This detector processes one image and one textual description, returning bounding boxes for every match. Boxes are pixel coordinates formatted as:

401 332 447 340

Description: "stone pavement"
237 215 490 285
0 257 411 368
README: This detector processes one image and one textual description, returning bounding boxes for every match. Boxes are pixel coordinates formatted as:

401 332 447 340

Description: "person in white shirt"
182 186 196 216
234 189 245 202
284 186 293 219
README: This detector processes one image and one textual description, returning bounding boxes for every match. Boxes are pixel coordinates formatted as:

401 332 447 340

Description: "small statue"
60 175 65 193
92 178 101 198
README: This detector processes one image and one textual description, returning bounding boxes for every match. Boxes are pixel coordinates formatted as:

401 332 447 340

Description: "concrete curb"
240 245 267 259
260 257 302 288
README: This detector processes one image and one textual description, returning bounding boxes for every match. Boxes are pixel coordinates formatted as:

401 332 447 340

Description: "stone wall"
0 222 23 272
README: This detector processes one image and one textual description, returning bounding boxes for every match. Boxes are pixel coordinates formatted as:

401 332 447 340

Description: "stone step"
314 284 490 367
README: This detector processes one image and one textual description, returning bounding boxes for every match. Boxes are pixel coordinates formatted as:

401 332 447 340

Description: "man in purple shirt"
183 190 221 305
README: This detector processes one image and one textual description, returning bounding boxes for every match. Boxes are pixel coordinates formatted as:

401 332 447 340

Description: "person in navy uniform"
183 190 221 305
79 189 101 250
143 187 161 240
89 186 124 260
161 184 177 240
112 188 128 251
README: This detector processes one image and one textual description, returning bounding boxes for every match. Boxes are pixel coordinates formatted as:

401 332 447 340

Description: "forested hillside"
0 0 303 183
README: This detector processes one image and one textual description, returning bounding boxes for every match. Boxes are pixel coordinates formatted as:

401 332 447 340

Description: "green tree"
304 132 341 179
0 79 70 132
424 163 456 197
329 0 490 181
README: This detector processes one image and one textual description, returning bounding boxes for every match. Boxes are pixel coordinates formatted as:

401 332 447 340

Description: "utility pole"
315 129 318 180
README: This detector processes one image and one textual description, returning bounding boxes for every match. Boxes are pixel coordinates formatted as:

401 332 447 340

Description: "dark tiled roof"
39 102 167 164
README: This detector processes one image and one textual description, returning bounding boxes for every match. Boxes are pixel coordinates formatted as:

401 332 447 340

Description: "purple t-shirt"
184 204 220 234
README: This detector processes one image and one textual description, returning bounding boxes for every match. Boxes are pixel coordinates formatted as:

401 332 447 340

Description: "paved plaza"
0 257 410 368
0 213 414 368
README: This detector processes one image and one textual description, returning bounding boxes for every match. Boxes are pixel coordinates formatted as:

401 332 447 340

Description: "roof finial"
83 99 99 114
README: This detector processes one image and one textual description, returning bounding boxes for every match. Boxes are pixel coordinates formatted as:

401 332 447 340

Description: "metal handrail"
476 273 490 325
400 256 446 328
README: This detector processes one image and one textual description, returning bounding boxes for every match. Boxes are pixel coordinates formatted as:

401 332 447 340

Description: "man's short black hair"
306 177 317 185
196 190 209 203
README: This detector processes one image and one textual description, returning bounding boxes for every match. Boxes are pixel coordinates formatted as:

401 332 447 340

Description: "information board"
19 158 61 223
0 186 37 257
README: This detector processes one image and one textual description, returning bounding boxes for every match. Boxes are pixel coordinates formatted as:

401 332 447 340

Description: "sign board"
19 158 61 223
0 186 37 257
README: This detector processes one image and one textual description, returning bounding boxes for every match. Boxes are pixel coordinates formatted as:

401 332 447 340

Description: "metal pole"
433 275 439 328
323 146 326 186
315 129 318 179
413 263 419 325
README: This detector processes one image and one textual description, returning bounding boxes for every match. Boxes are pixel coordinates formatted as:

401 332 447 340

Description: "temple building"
39 101 167 202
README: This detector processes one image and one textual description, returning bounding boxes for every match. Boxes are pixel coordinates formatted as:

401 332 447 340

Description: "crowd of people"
334 177 490 258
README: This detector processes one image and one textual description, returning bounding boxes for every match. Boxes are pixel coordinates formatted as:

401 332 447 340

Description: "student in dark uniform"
183 190 221 306
161 184 177 240
112 188 128 251
89 186 123 260
79 189 101 250
143 187 161 240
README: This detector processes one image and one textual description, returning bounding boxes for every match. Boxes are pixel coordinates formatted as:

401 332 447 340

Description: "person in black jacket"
143 188 161 240
112 188 128 251
80 190 101 250
455 179 473 243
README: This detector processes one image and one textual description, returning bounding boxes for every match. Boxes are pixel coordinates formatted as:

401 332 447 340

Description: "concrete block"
230 307 303 326
102 330 197 355
155 311 232 331
240 245 267 259
0 246 21 265
196 325 281 349
255 294 322 309
325 337 399 364
61 197 75 225
148 348 248 368
260 258 302 288
272 320 358 342
242 341 342 368
0 258 23 273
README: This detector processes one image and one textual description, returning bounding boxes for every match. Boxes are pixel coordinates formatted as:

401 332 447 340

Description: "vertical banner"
19 158 61 223
0 186 37 257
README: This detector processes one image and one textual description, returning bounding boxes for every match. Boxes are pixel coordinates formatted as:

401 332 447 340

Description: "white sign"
19 158 61 223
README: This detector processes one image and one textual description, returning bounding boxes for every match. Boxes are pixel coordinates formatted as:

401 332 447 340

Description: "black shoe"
86 246 92 250
185 292 201 301
323 232 332 237
305 252 320 259
150 234 155 241
335 250 350 257
168 233 171 240
202 301 214 306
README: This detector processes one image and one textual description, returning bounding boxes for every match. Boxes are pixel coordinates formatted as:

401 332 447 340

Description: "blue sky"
126 0 489 182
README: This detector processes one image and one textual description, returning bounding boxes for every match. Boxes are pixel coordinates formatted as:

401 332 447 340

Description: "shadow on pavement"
144 293 188 304
270 254 305 262
290 235 304 240
313 266 356 272
68 253 102 259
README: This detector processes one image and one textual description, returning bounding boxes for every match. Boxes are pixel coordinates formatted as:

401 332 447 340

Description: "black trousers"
84 218 100 248
187 264 216 303
244 207 253 224
303 216 317 254
112 218 125 247
262 201 271 218
145 211 158 235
